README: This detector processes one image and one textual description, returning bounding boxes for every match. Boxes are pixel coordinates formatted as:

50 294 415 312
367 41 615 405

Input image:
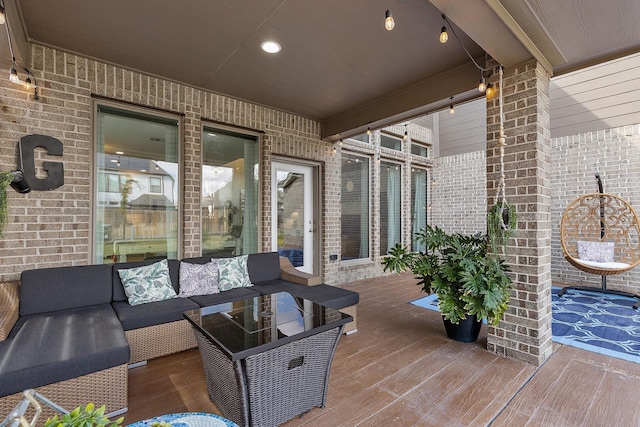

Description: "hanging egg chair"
560 193 640 276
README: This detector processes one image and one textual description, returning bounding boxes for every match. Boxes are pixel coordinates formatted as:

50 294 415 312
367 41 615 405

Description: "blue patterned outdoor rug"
551 287 640 363
410 287 640 363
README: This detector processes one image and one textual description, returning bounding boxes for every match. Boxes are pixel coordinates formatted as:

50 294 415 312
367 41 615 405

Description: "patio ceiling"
2 0 640 139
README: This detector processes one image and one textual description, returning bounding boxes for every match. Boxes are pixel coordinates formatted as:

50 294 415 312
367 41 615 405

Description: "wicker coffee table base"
193 326 343 427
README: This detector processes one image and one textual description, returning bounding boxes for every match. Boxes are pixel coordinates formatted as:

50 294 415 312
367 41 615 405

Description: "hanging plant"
0 171 16 237
488 66 517 256
488 201 517 255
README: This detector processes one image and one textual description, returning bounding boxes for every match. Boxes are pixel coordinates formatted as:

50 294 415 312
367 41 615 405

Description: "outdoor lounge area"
121 273 640 426
1 0 640 426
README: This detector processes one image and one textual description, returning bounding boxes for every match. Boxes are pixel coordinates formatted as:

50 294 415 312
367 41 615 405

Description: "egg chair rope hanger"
558 172 640 308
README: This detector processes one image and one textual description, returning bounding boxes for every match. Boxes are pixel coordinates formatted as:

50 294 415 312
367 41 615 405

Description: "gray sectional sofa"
0 252 358 419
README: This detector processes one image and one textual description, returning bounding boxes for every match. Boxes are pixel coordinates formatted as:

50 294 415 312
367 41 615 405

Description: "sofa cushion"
178 260 219 297
217 255 253 291
118 259 178 306
0 304 129 397
113 259 180 302
188 287 260 307
112 297 200 331
20 264 113 316
251 280 359 310
247 252 281 283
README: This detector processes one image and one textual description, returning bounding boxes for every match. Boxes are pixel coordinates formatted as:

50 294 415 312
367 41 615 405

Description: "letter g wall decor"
17 134 64 191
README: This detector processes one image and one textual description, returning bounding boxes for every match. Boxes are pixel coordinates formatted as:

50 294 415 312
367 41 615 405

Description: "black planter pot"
442 314 482 343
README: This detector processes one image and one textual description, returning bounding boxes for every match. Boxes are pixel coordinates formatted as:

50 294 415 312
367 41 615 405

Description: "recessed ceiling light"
115 151 124 155
261 41 281 54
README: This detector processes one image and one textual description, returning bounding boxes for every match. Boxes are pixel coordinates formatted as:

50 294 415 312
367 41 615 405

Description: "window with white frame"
380 160 402 255
411 142 429 157
380 133 402 151
348 133 370 144
411 168 428 252
341 152 370 261
97 172 123 193
149 176 163 194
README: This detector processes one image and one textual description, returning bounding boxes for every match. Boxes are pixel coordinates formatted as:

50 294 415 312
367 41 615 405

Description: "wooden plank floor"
121 274 640 426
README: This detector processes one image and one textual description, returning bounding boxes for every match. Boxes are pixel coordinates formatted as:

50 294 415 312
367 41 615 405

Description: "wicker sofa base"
126 319 197 365
0 364 128 422
193 325 343 427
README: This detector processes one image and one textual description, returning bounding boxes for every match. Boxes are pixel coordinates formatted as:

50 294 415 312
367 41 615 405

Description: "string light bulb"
478 71 486 92
440 26 448 43
384 9 395 31
449 97 455 114
0 5 5 25
439 15 448 43
366 127 371 135
9 67 19 83
485 83 495 98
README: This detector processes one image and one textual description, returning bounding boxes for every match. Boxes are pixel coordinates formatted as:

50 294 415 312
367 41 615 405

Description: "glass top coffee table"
183 292 351 427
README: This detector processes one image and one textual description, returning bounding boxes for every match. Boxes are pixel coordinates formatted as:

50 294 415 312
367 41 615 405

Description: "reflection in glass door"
272 162 316 274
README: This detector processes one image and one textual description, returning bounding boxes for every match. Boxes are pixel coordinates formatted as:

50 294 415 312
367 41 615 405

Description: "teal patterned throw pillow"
118 259 178 306
217 255 253 291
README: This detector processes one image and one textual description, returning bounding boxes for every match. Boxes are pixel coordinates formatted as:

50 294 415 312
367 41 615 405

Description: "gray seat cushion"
188 287 260 307
20 264 113 316
0 304 129 397
251 280 359 310
112 297 200 331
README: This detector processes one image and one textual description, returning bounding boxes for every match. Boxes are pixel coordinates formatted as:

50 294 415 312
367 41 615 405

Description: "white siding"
550 52 640 138
437 99 486 157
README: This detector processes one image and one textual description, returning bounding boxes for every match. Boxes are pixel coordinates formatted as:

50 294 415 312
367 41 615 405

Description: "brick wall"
431 151 487 234
0 44 335 282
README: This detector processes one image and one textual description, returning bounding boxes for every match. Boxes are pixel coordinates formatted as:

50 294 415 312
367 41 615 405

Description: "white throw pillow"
577 241 615 263
178 260 219 297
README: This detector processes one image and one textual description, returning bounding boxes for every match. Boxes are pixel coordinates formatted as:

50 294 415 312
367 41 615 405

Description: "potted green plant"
382 225 512 342
43 402 123 427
